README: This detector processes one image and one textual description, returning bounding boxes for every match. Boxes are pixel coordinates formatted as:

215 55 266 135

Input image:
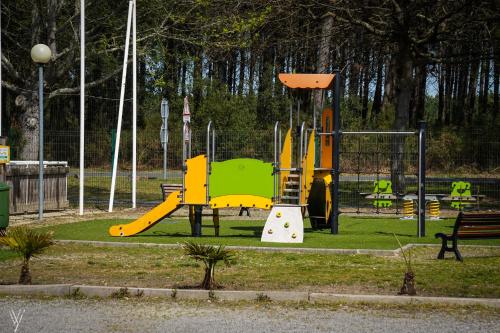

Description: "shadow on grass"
375 231 414 237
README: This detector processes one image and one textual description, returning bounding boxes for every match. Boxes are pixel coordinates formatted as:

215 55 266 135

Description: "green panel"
209 159 274 198
0 182 9 228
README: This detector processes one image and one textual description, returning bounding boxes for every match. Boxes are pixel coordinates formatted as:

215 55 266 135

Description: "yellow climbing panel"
279 128 292 198
184 155 207 204
301 130 316 204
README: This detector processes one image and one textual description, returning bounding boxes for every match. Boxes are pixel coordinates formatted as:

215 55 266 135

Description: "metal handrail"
206 121 215 204
273 121 281 204
298 122 305 204
182 121 191 203
316 131 416 136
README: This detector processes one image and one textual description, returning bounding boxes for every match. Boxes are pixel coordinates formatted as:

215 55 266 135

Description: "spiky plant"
394 233 416 295
182 241 233 290
0 226 54 284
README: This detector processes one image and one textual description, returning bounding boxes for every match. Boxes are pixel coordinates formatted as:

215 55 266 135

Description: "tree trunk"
371 55 383 118
480 58 490 114
238 49 246 95
466 59 480 122
16 93 40 160
494 56 499 117
314 16 333 124
201 263 216 290
391 44 413 194
438 64 444 125
19 259 32 285
382 56 395 110
410 63 427 125
361 53 370 121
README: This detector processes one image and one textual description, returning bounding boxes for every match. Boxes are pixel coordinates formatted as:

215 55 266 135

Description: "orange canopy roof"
278 73 335 89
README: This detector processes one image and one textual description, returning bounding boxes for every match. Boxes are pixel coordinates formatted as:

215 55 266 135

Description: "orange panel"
278 73 335 89
321 108 333 169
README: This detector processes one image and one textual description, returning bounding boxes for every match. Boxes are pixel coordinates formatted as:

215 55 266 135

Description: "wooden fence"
6 163 69 214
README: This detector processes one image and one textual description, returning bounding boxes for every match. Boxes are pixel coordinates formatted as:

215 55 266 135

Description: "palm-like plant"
182 241 233 290
0 226 54 284
394 233 416 295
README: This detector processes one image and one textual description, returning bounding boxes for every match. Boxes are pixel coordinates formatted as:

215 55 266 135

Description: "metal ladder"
281 172 300 205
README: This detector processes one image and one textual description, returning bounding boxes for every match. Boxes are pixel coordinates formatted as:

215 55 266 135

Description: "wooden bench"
435 212 500 261
160 184 182 201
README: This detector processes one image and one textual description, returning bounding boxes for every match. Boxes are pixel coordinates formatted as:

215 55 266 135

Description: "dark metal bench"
160 184 182 201
435 212 500 261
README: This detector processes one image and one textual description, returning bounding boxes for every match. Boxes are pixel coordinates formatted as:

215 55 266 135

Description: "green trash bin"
0 182 9 230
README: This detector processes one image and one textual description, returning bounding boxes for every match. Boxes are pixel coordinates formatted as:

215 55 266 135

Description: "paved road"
0 297 498 333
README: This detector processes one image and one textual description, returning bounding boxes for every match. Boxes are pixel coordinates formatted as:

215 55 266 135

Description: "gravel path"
0 297 498 333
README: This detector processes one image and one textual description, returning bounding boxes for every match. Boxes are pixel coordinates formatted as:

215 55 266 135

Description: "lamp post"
31 44 52 220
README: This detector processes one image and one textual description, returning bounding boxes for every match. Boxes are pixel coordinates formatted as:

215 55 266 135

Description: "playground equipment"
428 198 441 220
365 180 395 208
109 71 429 240
401 197 415 220
109 73 339 241
441 181 478 210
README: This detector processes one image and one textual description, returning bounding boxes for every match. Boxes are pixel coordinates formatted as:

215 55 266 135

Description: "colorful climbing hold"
284 222 289 228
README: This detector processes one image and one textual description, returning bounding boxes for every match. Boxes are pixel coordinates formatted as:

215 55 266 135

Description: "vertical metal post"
273 122 279 202
108 0 133 212
79 0 85 215
163 129 167 180
418 121 426 237
0 137 6 183
161 99 169 180
299 122 305 204
193 205 202 237
206 121 212 204
0 0 2 137
38 65 44 220
330 69 341 234
131 0 137 209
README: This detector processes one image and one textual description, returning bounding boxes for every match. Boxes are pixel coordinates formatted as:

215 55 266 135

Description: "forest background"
1 0 499 175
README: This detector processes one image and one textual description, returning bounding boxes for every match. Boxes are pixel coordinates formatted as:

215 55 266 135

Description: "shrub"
0 226 54 284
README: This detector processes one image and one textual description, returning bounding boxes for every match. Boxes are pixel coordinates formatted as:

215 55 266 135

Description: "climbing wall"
261 205 304 243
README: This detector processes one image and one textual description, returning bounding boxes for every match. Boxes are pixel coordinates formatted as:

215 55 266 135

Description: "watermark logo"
9 308 25 333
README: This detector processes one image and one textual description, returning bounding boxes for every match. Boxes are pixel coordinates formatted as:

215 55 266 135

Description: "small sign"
0 145 10 164
160 127 168 149
183 96 191 123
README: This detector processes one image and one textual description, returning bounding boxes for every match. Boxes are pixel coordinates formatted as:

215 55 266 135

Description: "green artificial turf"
39 215 500 250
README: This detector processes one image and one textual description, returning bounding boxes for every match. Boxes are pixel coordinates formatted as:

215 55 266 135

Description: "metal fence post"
418 121 426 237
330 68 341 234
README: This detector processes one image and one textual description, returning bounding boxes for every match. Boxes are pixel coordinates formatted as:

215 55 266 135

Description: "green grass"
38 216 500 250
0 244 499 298
0 248 17 261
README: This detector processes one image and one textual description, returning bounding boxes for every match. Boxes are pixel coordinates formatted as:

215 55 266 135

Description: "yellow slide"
109 190 182 237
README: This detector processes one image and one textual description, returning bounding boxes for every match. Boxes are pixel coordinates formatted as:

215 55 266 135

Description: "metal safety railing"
181 121 192 203
273 121 282 203
206 121 215 204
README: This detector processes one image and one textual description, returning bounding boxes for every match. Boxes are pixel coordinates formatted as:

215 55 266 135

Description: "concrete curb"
55 240 399 256
0 284 71 297
0 284 499 308
309 293 500 307
55 239 500 256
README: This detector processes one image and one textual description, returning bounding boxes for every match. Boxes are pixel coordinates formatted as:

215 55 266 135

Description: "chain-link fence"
6 122 500 212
